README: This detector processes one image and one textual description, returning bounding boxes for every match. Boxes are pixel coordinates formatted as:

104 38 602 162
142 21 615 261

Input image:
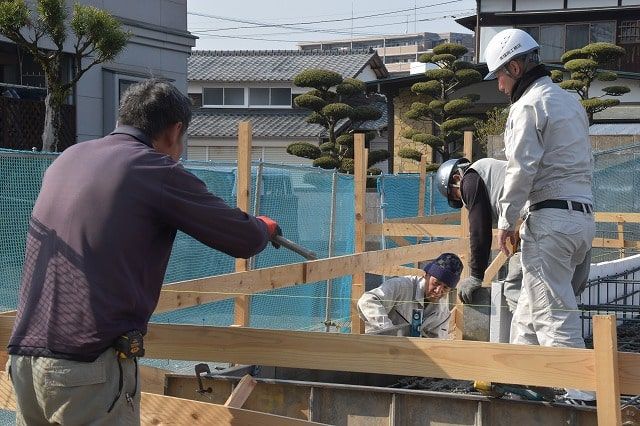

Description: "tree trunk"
42 91 62 152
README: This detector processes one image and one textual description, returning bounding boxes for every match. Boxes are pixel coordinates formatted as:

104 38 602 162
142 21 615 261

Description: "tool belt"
529 199 593 214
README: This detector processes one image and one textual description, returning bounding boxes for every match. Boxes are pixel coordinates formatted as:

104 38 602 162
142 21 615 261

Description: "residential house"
186 49 388 164
0 0 195 150
299 32 475 76
455 0 640 122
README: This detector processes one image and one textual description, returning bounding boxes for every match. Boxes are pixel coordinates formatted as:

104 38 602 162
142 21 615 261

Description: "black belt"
529 199 593 214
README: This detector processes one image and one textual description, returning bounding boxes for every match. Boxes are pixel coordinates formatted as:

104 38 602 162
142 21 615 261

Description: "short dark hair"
118 79 192 139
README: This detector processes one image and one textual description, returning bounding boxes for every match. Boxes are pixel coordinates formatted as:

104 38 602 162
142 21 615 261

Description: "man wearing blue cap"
357 253 463 338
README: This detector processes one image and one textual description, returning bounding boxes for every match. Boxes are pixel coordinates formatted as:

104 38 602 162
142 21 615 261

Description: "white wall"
567 0 617 7
481 0 511 12
187 137 316 166
356 65 380 82
622 0 640 4
515 0 563 10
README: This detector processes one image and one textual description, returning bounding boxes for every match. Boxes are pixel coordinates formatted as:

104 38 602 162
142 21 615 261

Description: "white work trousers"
510 208 595 348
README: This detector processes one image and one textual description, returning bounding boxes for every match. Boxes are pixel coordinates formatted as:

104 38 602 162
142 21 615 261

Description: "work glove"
457 276 482 304
256 215 283 249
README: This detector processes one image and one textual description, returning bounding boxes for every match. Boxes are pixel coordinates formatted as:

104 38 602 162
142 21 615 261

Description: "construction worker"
357 253 463 338
484 28 596 405
436 158 591 313
7 79 282 424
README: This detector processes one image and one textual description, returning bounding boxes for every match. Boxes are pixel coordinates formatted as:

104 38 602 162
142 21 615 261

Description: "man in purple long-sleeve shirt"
7 79 280 425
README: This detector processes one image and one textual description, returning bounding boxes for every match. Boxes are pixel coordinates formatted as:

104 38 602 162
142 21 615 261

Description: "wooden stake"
352 133 367 334
593 315 622 426
234 121 252 326
224 374 257 408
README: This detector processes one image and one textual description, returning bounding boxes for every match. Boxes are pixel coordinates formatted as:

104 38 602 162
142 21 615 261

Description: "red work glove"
256 216 283 249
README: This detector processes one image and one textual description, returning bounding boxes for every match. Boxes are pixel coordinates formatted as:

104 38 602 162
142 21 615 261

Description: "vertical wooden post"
452 131 474 339
417 154 429 217
593 315 622 426
234 121 252 327
351 133 367 334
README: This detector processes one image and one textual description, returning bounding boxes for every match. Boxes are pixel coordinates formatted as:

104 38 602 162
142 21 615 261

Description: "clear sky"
187 0 476 51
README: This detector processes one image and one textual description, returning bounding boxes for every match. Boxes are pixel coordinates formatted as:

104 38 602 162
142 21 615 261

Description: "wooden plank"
463 131 473 161
156 263 305 314
352 133 367 334
593 315 622 426
365 223 462 238
234 294 251 327
482 251 507 286
618 222 625 259
595 212 640 223
0 372 15 411
418 154 428 217
385 212 460 225
366 265 425 277
139 365 169 395
305 239 466 284
235 121 252 274
619 351 640 395
224 374 257 408
139 322 597 390
234 121 253 326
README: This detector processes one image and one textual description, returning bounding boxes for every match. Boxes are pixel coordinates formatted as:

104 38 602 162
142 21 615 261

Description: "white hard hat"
484 28 539 81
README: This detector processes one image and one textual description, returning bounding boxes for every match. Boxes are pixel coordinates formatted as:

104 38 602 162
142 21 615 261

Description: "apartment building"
299 32 475 75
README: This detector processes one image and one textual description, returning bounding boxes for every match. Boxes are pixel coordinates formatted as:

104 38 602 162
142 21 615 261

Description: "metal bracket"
195 363 213 395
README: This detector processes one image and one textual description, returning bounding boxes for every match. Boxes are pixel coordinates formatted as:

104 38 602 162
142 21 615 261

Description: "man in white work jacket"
357 253 463 338
484 28 596 405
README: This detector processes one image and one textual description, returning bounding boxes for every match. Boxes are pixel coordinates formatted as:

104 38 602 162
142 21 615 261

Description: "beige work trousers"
9 348 139 425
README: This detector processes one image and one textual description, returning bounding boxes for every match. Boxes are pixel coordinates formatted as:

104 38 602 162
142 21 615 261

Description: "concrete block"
463 287 491 341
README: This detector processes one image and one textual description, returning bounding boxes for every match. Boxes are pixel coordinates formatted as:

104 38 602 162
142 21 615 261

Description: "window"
619 21 640 44
203 87 245 106
566 24 590 51
248 88 291 107
518 21 615 61
540 25 565 62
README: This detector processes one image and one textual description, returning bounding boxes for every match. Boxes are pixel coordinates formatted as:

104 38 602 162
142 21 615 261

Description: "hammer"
271 234 318 261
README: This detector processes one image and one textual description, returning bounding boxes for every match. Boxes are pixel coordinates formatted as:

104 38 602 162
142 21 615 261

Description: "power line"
187 0 463 33
191 12 474 41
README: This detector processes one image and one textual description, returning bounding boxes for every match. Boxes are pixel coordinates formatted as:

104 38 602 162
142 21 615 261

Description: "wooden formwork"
1 125 639 425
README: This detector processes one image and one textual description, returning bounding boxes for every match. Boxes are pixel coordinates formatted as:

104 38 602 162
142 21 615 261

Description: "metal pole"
249 160 264 270
429 173 435 216
324 171 338 332
379 175 387 282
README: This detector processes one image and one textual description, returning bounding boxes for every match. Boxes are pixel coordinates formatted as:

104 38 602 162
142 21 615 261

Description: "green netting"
593 143 640 261
0 150 355 332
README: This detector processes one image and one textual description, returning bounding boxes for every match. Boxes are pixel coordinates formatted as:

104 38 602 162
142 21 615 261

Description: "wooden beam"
305 239 466 284
224 374 257 408
366 265 425 277
595 212 640 223
593 315 622 426
139 322 598 390
234 121 253 326
385 212 460 225
482 251 507 286
619 352 640 395
417 154 428 217
235 121 252 273
352 133 367 334
0 371 15 411
365 223 461 238
156 264 305 313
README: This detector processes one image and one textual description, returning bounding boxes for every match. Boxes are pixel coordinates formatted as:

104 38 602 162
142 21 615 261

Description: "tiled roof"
188 109 326 138
188 49 388 82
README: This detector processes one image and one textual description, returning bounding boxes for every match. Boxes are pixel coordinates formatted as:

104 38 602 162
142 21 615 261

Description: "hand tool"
271 234 318 260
